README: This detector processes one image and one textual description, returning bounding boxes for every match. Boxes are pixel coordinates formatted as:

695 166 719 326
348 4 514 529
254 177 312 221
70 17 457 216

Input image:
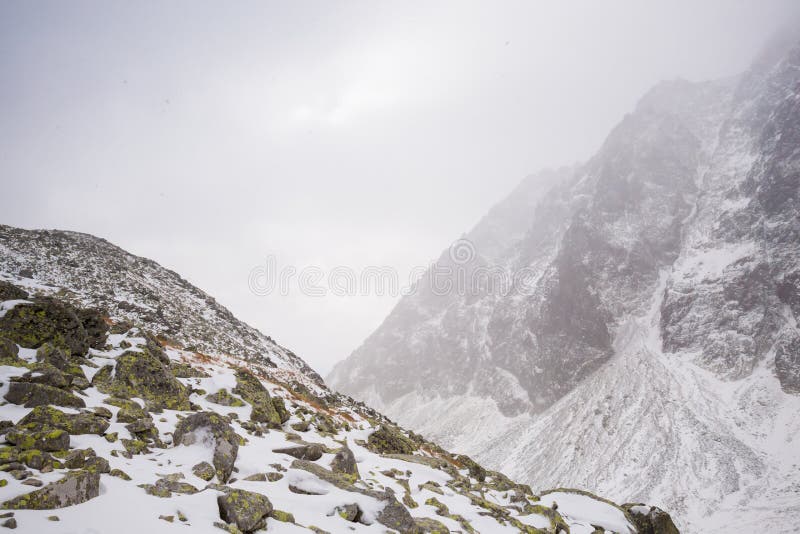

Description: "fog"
1 1 798 374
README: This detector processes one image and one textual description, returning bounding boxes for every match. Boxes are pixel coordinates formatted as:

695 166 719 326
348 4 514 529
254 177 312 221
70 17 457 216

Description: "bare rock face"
1 470 100 510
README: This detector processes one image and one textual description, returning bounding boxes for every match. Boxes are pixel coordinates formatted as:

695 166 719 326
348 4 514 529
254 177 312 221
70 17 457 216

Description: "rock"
366 425 417 455
623 503 680 534
269 509 294 523
334 503 362 523
13 363 71 389
272 443 324 461
16 406 109 435
0 422 12 435
217 489 273 533
140 477 199 497
109 468 131 480
0 298 88 356
3 383 85 409
232 369 282 425
0 281 27 301
243 473 266 482
21 479 43 487
0 338 24 367
5 428 69 452
173 412 240 482
47 516 59 521
206 389 245 407
169 361 209 378
331 444 359 481
0 518 15 529
125 418 158 440
192 461 216 481
96 350 191 410
105 397 148 423
414 517 450 532
456 454 487 482
76 308 108 350
1 469 100 509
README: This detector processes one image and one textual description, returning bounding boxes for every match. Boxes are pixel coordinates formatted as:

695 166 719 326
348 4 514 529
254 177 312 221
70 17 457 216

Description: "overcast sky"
1 1 798 375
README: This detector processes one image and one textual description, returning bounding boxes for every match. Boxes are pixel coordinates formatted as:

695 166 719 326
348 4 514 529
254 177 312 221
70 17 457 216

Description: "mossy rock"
121 439 150 455
75 308 109 350
5 428 69 452
272 443 324 461
366 425 417 455
104 397 148 423
217 489 273 533
16 406 109 435
623 503 680 534
12 363 71 389
96 350 190 411
455 454 487 482
192 461 216 481
0 337 25 367
2 469 100 509
109 468 131 480
173 412 239 483
330 445 359 481
206 389 246 407
269 509 295 523
414 517 451 533
232 369 282 426
3 382 85 409
170 362 209 378
0 298 89 356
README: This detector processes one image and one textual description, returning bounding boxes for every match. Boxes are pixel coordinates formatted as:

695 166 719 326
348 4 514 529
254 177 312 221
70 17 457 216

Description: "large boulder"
76 308 109 350
4 382 85 409
331 444 359 481
0 298 88 356
173 412 240 482
623 504 680 534
366 425 417 455
14 406 109 436
5 427 69 451
217 489 273 533
97 350 190 410
0 337 24 367
232 369 282 425
1 469 100 509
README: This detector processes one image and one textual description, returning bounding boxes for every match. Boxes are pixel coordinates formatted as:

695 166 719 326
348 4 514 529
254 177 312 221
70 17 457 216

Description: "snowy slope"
328 33 800 533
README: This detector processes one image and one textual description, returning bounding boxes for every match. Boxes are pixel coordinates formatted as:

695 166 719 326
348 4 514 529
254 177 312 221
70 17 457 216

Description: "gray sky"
2 1 798 375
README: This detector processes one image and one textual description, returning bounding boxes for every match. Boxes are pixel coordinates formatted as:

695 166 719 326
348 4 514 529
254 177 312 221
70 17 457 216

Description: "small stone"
1 518 16 529
159 515 174 523
21 478 43 487
192 461 215 482
47 516 59 521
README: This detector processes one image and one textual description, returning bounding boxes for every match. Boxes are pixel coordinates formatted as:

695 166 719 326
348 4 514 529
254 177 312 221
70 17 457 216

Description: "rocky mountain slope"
0 229 676 533
328 33 800 533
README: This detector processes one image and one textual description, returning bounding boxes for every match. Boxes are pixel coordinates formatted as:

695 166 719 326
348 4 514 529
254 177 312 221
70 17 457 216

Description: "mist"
1 0 797 375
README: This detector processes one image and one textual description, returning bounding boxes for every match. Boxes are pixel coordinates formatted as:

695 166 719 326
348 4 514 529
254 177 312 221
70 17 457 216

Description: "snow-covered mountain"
328 33 800 533
0 227 675 533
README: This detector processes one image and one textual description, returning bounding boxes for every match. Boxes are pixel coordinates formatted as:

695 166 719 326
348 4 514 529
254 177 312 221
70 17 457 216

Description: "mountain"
327 34 800 533
0 226 676 533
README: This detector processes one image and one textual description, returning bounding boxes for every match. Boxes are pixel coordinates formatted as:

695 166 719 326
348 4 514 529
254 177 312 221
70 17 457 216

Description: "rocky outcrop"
97 349 191 411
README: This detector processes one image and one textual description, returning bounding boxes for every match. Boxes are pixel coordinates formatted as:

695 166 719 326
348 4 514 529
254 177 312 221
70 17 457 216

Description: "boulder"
232 369 282 425
623 504 680 534
97 351 190 411
3 383 85 409
366 425 417 455
272 443 324 461
192 461 215 481
76 308 108 350
1 470 100 509
16 406 109 435
0 298 88 356
0 338 24 367
5 428 69 452
217 489 273 533
330 445 359 481
173 412 239 482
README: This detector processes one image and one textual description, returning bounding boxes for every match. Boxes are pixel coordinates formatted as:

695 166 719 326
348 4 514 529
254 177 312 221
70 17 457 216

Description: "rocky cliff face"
0 230 674 533
328 36 800 533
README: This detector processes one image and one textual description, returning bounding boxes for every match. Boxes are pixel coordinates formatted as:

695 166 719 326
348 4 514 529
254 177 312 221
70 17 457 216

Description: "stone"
173 412 239 483
192 461 216 481
217 489 273 533
623 503 680 534
206 389 245 407
330 444 359 481
366 425 417 455
272 443 324 461
232 369 282 425
96 350 190 410
16 406 109 435
1 470 100 509
0 281 27 301
0 298 88 356
3 383 85 409
0 338 24 367
5 428 69 452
